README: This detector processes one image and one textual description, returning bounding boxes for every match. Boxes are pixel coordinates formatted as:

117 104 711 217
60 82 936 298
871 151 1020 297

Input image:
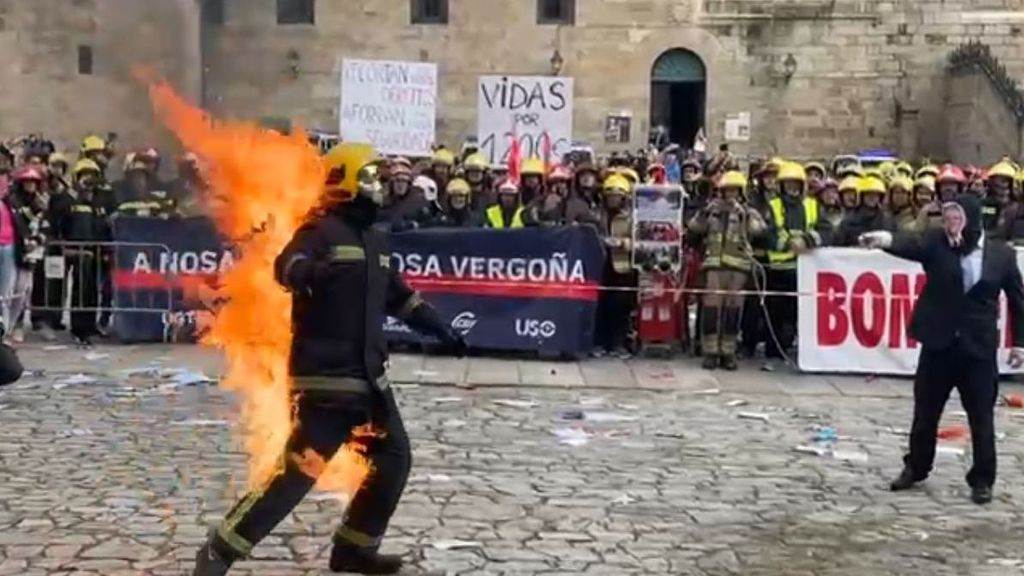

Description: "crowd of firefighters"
4 130 1024 366
0 134 202 345
369 148 1024 369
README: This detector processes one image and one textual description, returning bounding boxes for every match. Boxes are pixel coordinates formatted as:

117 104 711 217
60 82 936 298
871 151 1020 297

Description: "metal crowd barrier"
33 240 175 322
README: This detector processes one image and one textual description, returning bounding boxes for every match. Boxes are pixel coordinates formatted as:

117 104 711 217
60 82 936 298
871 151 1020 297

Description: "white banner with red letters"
797 248 1024 375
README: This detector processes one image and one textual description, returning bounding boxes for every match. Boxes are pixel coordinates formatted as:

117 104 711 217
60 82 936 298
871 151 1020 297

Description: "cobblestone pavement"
4 345 1024 575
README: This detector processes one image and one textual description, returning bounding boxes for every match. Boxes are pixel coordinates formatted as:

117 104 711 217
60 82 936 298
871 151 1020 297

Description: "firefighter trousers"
211 389 411 560
699 269 747 359
69 255 99 340
765 269 798 359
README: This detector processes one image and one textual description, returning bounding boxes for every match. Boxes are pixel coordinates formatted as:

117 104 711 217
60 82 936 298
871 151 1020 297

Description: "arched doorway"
649 49 706 149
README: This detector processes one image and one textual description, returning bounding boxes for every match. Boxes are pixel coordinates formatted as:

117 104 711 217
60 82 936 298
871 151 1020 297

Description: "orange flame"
145 79 370 495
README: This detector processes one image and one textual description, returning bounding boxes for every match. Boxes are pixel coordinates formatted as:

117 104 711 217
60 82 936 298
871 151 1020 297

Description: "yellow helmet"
837 164 864 178
621 168 640 185
896 161 914 176
463 153 488 171
446 178 471 196
432 148 455 166
603 174 631 195
1018 168 1024 185
863 168 883 180
915 164 939 179
48 152 68 167
80 135 106 154
766 157 785 172
914 175 936 193
73 158 101 177
323 142 379 201
859 176 887 196
521 158 546 176
718 170 748 191
777 162 807 183
878 161 896 178
889 175 914 193
838 176 861 193
987 160 1017 181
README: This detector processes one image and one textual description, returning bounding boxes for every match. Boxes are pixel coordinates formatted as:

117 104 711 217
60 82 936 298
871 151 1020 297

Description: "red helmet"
13 166 43 182
936 163 966 185
548 165 573 182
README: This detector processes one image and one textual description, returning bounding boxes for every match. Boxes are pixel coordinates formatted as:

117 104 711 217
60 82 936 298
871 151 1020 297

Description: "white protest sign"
797 247 1024 375
477 75 574 165
340 58 437 156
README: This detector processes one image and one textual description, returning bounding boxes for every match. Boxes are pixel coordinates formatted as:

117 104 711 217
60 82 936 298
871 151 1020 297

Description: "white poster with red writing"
797 248 1024 375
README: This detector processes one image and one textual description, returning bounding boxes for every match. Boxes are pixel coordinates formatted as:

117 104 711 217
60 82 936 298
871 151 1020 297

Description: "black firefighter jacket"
274 208 420 387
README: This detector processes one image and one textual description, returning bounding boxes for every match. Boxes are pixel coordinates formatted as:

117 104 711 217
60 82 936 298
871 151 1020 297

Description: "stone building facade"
2 0 1023 162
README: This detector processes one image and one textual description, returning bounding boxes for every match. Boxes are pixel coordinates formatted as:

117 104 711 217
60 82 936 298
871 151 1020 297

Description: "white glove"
858 231 893 249
1009 348 1024 369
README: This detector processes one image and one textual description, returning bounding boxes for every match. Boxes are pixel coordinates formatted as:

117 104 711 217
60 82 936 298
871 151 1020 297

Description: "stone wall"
2 0 1024 163
946 70 1024 165
0 0 200 157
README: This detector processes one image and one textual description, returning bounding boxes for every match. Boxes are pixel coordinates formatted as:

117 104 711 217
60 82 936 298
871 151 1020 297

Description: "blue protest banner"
385 227 604 356
112 218 605 355
112 217 231 343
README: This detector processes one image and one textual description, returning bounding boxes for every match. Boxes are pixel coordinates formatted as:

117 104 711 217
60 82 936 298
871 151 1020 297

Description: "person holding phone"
860 194 1024 504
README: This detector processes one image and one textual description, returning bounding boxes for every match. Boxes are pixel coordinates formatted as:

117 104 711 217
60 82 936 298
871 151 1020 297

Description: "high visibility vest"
486 205 524 229
767 197 818 269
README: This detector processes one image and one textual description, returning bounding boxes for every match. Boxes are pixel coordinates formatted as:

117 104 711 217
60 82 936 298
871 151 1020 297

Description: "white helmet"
413 175 438 202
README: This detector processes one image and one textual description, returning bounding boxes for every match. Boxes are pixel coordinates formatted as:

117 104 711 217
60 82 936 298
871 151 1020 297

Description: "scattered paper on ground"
493 399 539 409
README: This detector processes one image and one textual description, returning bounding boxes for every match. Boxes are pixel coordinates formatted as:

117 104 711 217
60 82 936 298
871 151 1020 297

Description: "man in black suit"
860 194 1024 504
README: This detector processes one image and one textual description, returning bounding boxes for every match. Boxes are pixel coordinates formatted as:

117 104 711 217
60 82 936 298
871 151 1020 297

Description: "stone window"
411 0 448 24
78 45 93 75
277 0 315 25
538 0 574 25
203 0 225 26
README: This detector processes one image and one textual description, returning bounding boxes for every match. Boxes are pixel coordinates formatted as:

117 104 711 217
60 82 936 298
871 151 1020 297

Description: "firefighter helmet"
777 162 807 183
446 178 471 196
718 170 748 192
603 174 631 195
916 164 940 179
987 160 1017 181
548 165 573 181
13 166 43 182
73 158 102 177
80 135 106 154
521 158 546 176
804 161 826 177
838 176 861 193
432 148 455 166
889 175 914 193
895 161 914 177
914 175 936 193
936 163 966 185
463 153 488 171
323 142 379 202
859 176 887 196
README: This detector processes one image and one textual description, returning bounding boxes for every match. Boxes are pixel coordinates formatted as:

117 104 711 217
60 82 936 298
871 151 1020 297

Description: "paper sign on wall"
341 58 437 156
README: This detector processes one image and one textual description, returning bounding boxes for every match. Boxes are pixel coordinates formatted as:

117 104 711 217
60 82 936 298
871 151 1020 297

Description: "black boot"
329 544 404 575
889 467 926 492
721 355 738 371
193 542 233 576
702 355 719 370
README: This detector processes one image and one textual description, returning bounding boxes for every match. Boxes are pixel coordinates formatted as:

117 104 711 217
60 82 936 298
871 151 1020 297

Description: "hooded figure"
860 193 1024 506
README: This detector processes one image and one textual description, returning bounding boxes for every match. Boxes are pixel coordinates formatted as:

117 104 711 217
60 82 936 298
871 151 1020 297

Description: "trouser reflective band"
291 376 376 393
216 492 260 557
334 524 383 548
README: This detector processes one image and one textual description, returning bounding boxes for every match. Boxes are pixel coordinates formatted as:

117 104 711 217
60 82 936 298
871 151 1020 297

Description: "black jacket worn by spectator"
833 207 894 247
885 197 1024 359
50 189 109 244
275 199 462 391
379 190 427 232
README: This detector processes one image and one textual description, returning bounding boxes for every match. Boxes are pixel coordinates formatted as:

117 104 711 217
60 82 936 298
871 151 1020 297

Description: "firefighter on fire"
193 143 468 576
687 171 766 370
